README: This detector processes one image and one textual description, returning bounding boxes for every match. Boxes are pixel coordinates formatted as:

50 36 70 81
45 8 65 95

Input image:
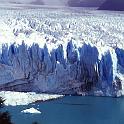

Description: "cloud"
0 0 36 4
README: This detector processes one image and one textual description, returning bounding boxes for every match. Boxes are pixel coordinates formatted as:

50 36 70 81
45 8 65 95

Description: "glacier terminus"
0 6 124 97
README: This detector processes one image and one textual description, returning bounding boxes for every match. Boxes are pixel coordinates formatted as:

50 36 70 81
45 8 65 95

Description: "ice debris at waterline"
0 8 124 97
21 108 41 114
0 91 63 106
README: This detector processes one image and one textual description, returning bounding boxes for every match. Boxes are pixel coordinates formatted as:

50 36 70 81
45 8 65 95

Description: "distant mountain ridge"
30 0 44 5
0 0 106 7
68 0 105 7
99 0 124 11
9 0 44 5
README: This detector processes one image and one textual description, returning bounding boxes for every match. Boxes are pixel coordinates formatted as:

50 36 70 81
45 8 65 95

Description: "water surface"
4 96 124 124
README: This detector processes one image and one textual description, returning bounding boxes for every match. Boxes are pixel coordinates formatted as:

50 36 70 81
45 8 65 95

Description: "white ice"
0 91 63 106
21 107 41 114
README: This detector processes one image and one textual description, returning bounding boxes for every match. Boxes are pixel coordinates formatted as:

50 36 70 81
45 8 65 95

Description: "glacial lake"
4 96 124 124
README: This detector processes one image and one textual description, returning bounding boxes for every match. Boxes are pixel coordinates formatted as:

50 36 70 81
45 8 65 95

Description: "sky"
0 0 67 5
0 0 38 4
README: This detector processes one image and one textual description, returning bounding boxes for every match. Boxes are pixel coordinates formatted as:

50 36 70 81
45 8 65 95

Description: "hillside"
99 0 124 11
68 0 105 7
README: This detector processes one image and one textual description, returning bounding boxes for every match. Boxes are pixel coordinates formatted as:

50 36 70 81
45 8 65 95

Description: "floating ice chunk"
0 91 63 106
21 107 41 114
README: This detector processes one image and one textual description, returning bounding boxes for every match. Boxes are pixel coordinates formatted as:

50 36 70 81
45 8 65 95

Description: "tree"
0 97 39 124
32 122 39 124
0 97 13 124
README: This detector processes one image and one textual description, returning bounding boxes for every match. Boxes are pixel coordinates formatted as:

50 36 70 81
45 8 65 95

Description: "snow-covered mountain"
0 7 124 97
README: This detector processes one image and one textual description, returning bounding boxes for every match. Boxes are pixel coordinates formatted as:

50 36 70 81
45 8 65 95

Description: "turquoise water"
4 96 124 124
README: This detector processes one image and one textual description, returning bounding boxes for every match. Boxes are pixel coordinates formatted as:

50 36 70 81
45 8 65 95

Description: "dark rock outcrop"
68 0 105 7
99 0 124 11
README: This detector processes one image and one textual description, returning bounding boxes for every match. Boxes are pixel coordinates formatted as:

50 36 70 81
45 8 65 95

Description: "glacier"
0 6 124 97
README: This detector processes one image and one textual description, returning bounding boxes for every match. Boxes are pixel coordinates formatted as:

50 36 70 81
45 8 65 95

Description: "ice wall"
0 41 123 97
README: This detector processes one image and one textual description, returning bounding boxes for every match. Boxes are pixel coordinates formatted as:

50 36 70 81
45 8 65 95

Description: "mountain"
30 0 44 5
68 0 105 7
7 2 22 4
12 0 44 5
99 0 124 11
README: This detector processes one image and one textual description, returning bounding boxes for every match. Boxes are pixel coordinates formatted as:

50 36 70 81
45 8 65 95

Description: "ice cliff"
0 41 123 97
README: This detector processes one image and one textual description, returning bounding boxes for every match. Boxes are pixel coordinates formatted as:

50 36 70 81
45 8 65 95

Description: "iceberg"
21 108 41 114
